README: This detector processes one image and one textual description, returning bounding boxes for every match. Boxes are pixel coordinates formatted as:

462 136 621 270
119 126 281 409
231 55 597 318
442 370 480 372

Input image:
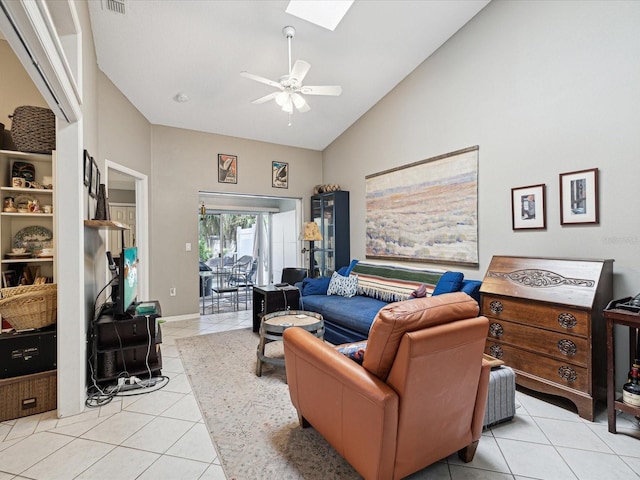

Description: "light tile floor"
1 308 639 480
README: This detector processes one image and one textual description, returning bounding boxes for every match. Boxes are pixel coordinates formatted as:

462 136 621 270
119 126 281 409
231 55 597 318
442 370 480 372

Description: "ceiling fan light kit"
240 25 342 124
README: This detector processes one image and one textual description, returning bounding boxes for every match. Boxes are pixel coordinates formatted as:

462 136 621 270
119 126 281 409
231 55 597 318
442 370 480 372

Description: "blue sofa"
297 262 481 345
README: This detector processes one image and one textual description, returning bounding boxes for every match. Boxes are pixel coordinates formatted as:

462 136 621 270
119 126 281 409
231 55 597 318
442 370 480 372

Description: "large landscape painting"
365 146 479 266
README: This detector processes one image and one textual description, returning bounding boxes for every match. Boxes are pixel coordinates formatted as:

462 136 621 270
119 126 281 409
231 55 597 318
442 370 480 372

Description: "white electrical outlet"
170 287 176 296
185 243 191 252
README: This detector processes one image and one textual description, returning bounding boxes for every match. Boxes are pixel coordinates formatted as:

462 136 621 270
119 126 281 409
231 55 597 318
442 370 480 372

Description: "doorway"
198 192 304 300
105 160 149 302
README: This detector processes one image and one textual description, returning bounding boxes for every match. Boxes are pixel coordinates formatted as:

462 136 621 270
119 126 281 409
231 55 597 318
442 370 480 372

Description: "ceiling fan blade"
251 92 279 104
240 71 282 89
300 85 342 96
290 60 311 83
292 92 310 113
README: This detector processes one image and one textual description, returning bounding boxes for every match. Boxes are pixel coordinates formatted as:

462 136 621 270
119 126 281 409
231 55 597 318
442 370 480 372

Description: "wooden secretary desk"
480 256 613 421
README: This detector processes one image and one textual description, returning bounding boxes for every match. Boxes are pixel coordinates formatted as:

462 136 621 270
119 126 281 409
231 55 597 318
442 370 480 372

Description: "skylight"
285 0 354 31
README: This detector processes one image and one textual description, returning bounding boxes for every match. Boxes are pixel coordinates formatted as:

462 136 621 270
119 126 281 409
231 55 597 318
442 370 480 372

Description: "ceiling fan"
241 26 342 124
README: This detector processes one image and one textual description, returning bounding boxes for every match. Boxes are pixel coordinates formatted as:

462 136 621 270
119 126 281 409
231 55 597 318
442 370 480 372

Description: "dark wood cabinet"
91 302 162 383
252 285 300 332
480 256 613 421
310 191 350 278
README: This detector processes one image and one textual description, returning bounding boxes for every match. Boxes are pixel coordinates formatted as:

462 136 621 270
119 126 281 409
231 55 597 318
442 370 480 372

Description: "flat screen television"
114 246 138 317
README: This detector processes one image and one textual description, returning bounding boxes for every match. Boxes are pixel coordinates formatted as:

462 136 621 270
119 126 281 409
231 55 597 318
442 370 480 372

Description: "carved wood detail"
488 269 594 288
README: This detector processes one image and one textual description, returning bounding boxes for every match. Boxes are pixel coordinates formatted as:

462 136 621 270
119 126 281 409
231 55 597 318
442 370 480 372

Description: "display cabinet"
0 150 55 287
310 190 350 278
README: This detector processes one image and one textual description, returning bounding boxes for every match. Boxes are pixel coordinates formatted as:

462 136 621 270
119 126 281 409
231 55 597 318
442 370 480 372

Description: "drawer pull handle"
558 366 577 383
489 300 503 314
489 344 504 359
557 339 577 356
557 313 577 329
489 322 504 338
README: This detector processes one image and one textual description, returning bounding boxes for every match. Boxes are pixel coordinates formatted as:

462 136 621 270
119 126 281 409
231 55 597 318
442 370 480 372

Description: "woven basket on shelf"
0 284 57 330
9 106 56 154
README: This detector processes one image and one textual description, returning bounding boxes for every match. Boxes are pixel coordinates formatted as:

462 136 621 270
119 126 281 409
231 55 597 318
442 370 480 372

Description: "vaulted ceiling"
88 0 489 151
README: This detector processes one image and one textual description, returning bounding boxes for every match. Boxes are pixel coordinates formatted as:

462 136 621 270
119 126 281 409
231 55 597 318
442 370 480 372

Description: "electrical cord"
144 314 153 380
281 286 289 311
85 375 171 408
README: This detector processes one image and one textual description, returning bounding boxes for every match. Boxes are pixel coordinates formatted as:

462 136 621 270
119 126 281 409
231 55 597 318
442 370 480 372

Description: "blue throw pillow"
301 276 331 296
337 259 359 277
461 279 482 302
432 271 464 296
336 342 367 364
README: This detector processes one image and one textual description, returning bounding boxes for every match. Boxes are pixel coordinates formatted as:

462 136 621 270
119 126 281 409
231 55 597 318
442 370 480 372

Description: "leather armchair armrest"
283 327 399 480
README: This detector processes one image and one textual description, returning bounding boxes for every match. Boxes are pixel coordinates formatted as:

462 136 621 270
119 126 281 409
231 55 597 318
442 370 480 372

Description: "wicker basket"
0 284 57 330
9 106 56 154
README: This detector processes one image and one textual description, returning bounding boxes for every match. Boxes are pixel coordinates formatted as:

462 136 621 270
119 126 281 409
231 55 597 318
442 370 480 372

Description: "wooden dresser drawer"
482 295 589 336
485 342 590 393
487 319 588 367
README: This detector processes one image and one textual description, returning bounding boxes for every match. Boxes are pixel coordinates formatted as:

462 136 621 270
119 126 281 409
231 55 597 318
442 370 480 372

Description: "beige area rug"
176 328 360 480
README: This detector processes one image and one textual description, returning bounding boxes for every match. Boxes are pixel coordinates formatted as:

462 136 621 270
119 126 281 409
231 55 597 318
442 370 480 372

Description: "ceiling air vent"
104 0 126 14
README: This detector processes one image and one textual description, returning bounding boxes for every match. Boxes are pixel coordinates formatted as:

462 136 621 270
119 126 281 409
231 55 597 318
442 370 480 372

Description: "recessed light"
285 0 354 31
174 93 189 103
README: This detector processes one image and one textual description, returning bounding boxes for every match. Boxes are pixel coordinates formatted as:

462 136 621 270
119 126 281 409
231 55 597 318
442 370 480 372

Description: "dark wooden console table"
604 302 640 433
252 285 300 332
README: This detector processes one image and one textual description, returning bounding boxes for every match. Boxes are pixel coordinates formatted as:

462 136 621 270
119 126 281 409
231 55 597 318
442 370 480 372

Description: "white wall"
150 125 322 315
324 1 640 296
323 0 640 387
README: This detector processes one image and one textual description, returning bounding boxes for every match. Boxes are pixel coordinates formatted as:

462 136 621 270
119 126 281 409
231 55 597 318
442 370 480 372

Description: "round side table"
256 310 324 377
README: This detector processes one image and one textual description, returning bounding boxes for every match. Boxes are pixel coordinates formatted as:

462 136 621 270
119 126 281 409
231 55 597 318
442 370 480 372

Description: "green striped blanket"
349 262 445 302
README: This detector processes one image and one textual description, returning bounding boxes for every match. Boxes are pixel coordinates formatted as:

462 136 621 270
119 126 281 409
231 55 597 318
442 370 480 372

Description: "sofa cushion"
300 276 331 296
432 271 464 296
335 341 367 364
363 292 480 380
336 259 359 277
300 294 388 336
410 284 428 298
461 279 482 303
349 262 445 302
327 272 358 297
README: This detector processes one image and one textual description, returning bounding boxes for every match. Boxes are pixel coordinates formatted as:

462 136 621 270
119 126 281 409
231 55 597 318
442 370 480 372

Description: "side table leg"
256 333 265 377
606 318 616 434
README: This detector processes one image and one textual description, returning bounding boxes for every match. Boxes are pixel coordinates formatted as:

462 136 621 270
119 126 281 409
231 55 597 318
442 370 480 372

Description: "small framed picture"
90 157 99 198
512 184 546 230
560 168 599 225
2 270 18 288
83 150 91 186
218 154 237 184
272 161 288 189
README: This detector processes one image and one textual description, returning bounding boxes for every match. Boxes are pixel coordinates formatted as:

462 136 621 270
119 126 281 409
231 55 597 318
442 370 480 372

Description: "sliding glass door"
199 212 257 267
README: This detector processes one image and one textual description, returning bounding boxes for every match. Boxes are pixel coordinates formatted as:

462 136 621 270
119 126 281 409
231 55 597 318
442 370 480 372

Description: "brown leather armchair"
283 292 490 480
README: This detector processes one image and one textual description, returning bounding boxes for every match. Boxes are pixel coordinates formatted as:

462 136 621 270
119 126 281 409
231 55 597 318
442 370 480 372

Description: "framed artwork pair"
511 168 598 230
217 153 289 189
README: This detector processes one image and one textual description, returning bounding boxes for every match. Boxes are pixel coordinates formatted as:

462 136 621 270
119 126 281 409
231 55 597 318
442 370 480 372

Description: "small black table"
252 285 300 332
